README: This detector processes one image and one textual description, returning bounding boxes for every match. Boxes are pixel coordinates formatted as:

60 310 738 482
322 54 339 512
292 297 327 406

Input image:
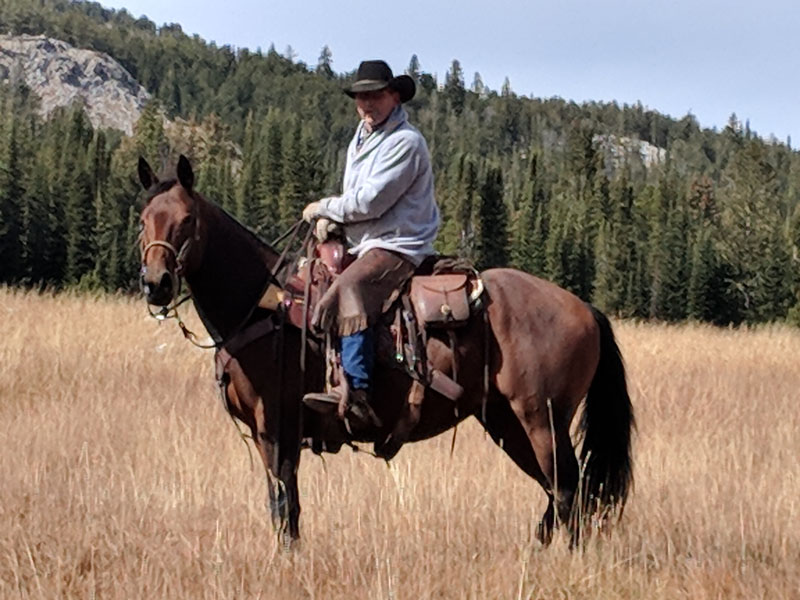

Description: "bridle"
139 189 311 353
139 195 214 348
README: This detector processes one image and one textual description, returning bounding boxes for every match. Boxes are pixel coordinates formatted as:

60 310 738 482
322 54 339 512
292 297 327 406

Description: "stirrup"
348 395 383 429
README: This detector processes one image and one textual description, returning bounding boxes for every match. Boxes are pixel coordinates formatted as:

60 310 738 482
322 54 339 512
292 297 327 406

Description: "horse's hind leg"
526 417 581 546
481 400 556 545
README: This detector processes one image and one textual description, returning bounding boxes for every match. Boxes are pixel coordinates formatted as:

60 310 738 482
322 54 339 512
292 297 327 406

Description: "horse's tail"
578 305 635 519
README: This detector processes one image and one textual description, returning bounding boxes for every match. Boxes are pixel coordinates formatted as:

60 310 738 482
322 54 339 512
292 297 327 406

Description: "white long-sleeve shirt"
317 106 439 266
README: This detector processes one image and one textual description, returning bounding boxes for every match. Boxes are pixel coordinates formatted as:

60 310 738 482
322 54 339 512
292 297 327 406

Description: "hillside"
0 0 799 326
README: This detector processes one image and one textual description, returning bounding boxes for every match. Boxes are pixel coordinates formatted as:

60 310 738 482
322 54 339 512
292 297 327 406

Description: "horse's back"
481 268 600 411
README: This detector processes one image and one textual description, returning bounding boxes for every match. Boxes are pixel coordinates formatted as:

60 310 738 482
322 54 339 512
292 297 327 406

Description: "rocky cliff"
0 34 150 135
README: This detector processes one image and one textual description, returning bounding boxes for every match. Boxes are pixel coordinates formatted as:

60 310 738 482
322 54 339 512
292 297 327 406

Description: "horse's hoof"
374 434 403 461
278 532 301 553
536 522 553 547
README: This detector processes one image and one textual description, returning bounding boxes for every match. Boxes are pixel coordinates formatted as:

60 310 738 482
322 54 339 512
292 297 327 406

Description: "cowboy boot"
303 387 382 430
302 390 342 414
303 373 348 416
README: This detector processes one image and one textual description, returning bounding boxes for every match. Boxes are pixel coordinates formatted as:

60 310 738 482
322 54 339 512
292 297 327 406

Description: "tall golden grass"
1 287 798 599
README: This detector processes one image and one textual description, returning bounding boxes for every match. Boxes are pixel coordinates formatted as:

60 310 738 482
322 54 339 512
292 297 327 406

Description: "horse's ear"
177 154 194 192
138 156 158 190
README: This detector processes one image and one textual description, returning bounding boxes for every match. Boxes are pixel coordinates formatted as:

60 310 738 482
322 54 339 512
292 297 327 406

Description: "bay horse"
137 155 634 546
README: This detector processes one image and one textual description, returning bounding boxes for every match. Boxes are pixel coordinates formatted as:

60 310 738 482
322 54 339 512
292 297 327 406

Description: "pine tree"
437 152 478 258
544 190 595 299
406 54 421 81
759 225 793 321
62 106 96 287
89 183 123 290
217 159 235 214
510 151 547 275
718 138 783 321
278 118 305 229
597 171 635 313
20 147 51 285
316 45 334 79
195 113 232 209
475 165 508 269
134 99 167 166
39 115 69 286
235 111 261 226
121 204 141 290
251 109 284 238
655 204 689 321
471 72 485 96
687 229 718 321
444 59 466 116
299 124 324 203
592 220 625 314
0 106 24 282
63 167 95 286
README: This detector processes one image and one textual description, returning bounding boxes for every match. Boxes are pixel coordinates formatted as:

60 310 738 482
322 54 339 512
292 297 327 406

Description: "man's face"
354 88 400 128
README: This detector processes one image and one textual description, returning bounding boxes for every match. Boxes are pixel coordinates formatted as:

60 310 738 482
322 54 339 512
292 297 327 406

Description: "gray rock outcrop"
0 34 150 135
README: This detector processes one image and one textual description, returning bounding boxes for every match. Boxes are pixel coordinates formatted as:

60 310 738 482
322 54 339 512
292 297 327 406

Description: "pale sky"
100 0 799 147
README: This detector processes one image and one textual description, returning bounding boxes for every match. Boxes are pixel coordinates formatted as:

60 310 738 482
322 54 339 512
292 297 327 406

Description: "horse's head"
138 155 203 307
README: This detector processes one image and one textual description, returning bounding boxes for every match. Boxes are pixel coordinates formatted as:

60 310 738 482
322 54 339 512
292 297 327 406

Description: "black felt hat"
344 60 416 102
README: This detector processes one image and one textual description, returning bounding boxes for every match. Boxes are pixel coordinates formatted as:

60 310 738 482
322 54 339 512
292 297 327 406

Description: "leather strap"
215 317 278 380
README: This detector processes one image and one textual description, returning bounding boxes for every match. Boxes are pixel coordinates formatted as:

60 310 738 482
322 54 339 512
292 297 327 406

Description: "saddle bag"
409 273 470 328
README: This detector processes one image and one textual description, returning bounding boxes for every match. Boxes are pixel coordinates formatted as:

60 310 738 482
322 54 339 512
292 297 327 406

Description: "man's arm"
317 135 422 223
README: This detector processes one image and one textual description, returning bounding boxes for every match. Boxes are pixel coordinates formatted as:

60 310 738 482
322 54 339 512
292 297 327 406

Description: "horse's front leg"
227 373 303 547
255 435 301 546
278 452 301 542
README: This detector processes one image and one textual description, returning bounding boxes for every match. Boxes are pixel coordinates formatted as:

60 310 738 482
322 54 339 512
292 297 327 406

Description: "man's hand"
314 218 335 242
302 201 321 223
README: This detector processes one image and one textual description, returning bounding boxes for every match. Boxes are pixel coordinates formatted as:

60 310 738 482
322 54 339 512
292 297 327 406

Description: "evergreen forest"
1 0 800 325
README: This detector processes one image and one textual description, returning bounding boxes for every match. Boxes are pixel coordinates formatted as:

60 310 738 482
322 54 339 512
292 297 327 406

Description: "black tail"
578 306 635 518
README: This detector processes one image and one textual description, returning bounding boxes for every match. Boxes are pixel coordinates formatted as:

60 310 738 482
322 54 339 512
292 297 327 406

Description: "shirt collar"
357 105 406 148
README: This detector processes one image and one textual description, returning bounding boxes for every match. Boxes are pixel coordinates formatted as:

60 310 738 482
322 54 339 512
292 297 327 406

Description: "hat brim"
344 74 416 103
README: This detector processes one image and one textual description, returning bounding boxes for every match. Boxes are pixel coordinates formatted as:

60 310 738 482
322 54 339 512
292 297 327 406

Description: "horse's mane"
148 179 281 262
197 191 280 260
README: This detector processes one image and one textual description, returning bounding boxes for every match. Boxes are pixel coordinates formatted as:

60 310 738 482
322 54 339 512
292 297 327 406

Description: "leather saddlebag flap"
410 273 470 326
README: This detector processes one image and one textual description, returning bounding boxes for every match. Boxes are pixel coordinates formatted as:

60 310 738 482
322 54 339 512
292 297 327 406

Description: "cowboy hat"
344 60 416 103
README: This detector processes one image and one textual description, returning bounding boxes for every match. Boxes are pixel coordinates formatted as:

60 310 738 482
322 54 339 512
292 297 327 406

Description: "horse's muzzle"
142 270 175 306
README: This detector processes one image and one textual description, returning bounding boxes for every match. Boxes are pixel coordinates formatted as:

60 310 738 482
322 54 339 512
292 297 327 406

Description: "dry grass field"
1 287 798 599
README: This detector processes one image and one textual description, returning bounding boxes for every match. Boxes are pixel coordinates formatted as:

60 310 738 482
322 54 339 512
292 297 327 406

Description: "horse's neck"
186 198 279 343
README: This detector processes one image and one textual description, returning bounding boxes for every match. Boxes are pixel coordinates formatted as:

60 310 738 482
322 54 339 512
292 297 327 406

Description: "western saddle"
257 236 485 455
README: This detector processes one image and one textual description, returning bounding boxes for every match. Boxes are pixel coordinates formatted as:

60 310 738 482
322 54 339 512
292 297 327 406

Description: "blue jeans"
340 328 374 390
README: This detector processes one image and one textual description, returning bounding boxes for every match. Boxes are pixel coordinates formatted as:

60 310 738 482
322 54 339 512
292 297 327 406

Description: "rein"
147 294 218 350
270 219 309 287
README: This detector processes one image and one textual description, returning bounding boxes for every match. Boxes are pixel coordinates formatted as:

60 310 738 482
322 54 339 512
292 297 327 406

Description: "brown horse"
137 155 634 546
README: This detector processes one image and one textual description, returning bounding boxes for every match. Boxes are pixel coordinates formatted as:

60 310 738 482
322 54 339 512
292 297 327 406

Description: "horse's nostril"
159 272 173 293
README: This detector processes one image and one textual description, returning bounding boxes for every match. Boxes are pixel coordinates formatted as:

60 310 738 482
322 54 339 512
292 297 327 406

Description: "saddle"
262 238 485 453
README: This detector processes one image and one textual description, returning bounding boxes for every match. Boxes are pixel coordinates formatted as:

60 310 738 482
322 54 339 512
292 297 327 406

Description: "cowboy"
302 60 440 428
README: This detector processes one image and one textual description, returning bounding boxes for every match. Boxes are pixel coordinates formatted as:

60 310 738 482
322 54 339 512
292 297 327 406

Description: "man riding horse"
301 60 440 429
